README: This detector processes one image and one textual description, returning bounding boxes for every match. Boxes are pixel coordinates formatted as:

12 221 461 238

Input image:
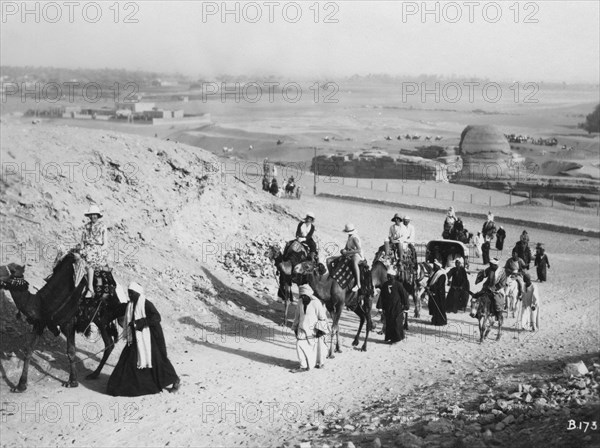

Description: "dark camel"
293 260 374 355
0 254 126 392
370 261 424 329
266 243 312 327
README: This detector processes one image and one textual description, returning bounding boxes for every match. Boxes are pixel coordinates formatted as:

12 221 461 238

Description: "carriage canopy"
425 239 470 270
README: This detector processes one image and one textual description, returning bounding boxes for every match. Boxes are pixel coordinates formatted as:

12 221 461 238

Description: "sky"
1 1 599 83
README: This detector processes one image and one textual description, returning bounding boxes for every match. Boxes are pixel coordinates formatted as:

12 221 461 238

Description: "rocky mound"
0 118 295 332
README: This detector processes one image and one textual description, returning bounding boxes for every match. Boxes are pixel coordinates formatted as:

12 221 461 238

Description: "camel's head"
0 263 28 290
264 244 283 261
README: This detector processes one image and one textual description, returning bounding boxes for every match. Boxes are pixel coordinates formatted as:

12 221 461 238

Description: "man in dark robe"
513 240 532 269
481 240 491 265
379 266 410 343
496 226 506 251
107 282 180 397
534 243 550 282
427 261 447 326
269 178 279 196
446 258 470 313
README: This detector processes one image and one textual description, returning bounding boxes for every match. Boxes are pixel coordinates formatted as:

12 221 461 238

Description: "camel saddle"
328 256 369 291
283 239 309 261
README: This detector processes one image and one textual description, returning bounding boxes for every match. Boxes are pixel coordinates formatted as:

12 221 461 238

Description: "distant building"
116 102 155 113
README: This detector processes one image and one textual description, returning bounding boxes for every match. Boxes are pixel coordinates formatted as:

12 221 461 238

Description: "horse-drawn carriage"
424 239 470 271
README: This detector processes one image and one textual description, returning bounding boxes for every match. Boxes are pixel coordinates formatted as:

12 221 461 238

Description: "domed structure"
459 125 511 159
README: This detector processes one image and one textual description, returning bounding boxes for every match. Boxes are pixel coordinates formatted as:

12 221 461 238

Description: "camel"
265 243 312 326
0 254 126 392
371 260 427 330
293 260 374 355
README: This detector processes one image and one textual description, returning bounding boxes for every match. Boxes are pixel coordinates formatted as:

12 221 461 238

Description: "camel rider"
482 212 497 241
504 250 527 300
296 212 317 260
77 205 108 298
387 213 405 260
402 215 415 245
443 207 456 239
479 258 507 318
341 223 363 292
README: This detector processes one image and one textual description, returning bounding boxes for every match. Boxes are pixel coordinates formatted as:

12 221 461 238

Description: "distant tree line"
579 104 600 134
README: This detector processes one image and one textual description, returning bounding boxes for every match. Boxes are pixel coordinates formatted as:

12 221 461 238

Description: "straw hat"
386 266 397 276
403 215 411 221
391 213 402 222
305 212 315 221
84 205 103 218
343 223 356 233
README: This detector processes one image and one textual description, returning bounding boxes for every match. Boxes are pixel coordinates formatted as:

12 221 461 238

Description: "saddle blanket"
329 257 356 290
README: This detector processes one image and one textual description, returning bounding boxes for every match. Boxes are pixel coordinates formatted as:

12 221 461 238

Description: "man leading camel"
341 223 363 292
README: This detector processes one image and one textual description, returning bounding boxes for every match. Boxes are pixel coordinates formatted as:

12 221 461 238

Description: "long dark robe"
428 270 447 326
535 253 550 282
446 266 470 313
107 300 179 397
481 241 491 265
495 228 506 250
514 241 532 268
380 279 409 343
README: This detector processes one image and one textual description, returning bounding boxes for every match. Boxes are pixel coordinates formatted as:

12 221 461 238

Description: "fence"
308 175 600 216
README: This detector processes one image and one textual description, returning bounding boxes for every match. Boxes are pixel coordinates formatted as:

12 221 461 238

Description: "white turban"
128 282 144 296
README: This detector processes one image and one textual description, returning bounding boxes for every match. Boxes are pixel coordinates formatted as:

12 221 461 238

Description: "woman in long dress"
79 205 108 298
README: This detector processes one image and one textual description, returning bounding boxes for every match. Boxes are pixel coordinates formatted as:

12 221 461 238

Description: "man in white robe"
518 273 540 331
291 285 329 372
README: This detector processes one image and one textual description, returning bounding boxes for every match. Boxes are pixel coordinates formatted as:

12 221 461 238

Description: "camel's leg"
63 324 79 388
14 327 41 392
496 316 503 341
327 326 335 359
335 324 342 354
86 324 114 380
352 308 364 347
403 312 409 331
333 305 343 354
361 297 373 352
362 299 372 352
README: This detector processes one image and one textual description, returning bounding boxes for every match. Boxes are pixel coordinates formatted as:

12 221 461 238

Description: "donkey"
469 289 504 343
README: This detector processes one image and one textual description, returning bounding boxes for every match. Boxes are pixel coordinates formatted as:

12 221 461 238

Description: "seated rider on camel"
76 205 109 298
387 213 405 261
341 223 363 293
296 212 317 261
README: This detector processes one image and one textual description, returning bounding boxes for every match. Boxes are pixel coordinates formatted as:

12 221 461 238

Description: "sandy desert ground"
0 117 598 447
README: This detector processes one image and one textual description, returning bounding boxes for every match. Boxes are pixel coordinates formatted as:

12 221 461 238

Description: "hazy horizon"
1 1 599 84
